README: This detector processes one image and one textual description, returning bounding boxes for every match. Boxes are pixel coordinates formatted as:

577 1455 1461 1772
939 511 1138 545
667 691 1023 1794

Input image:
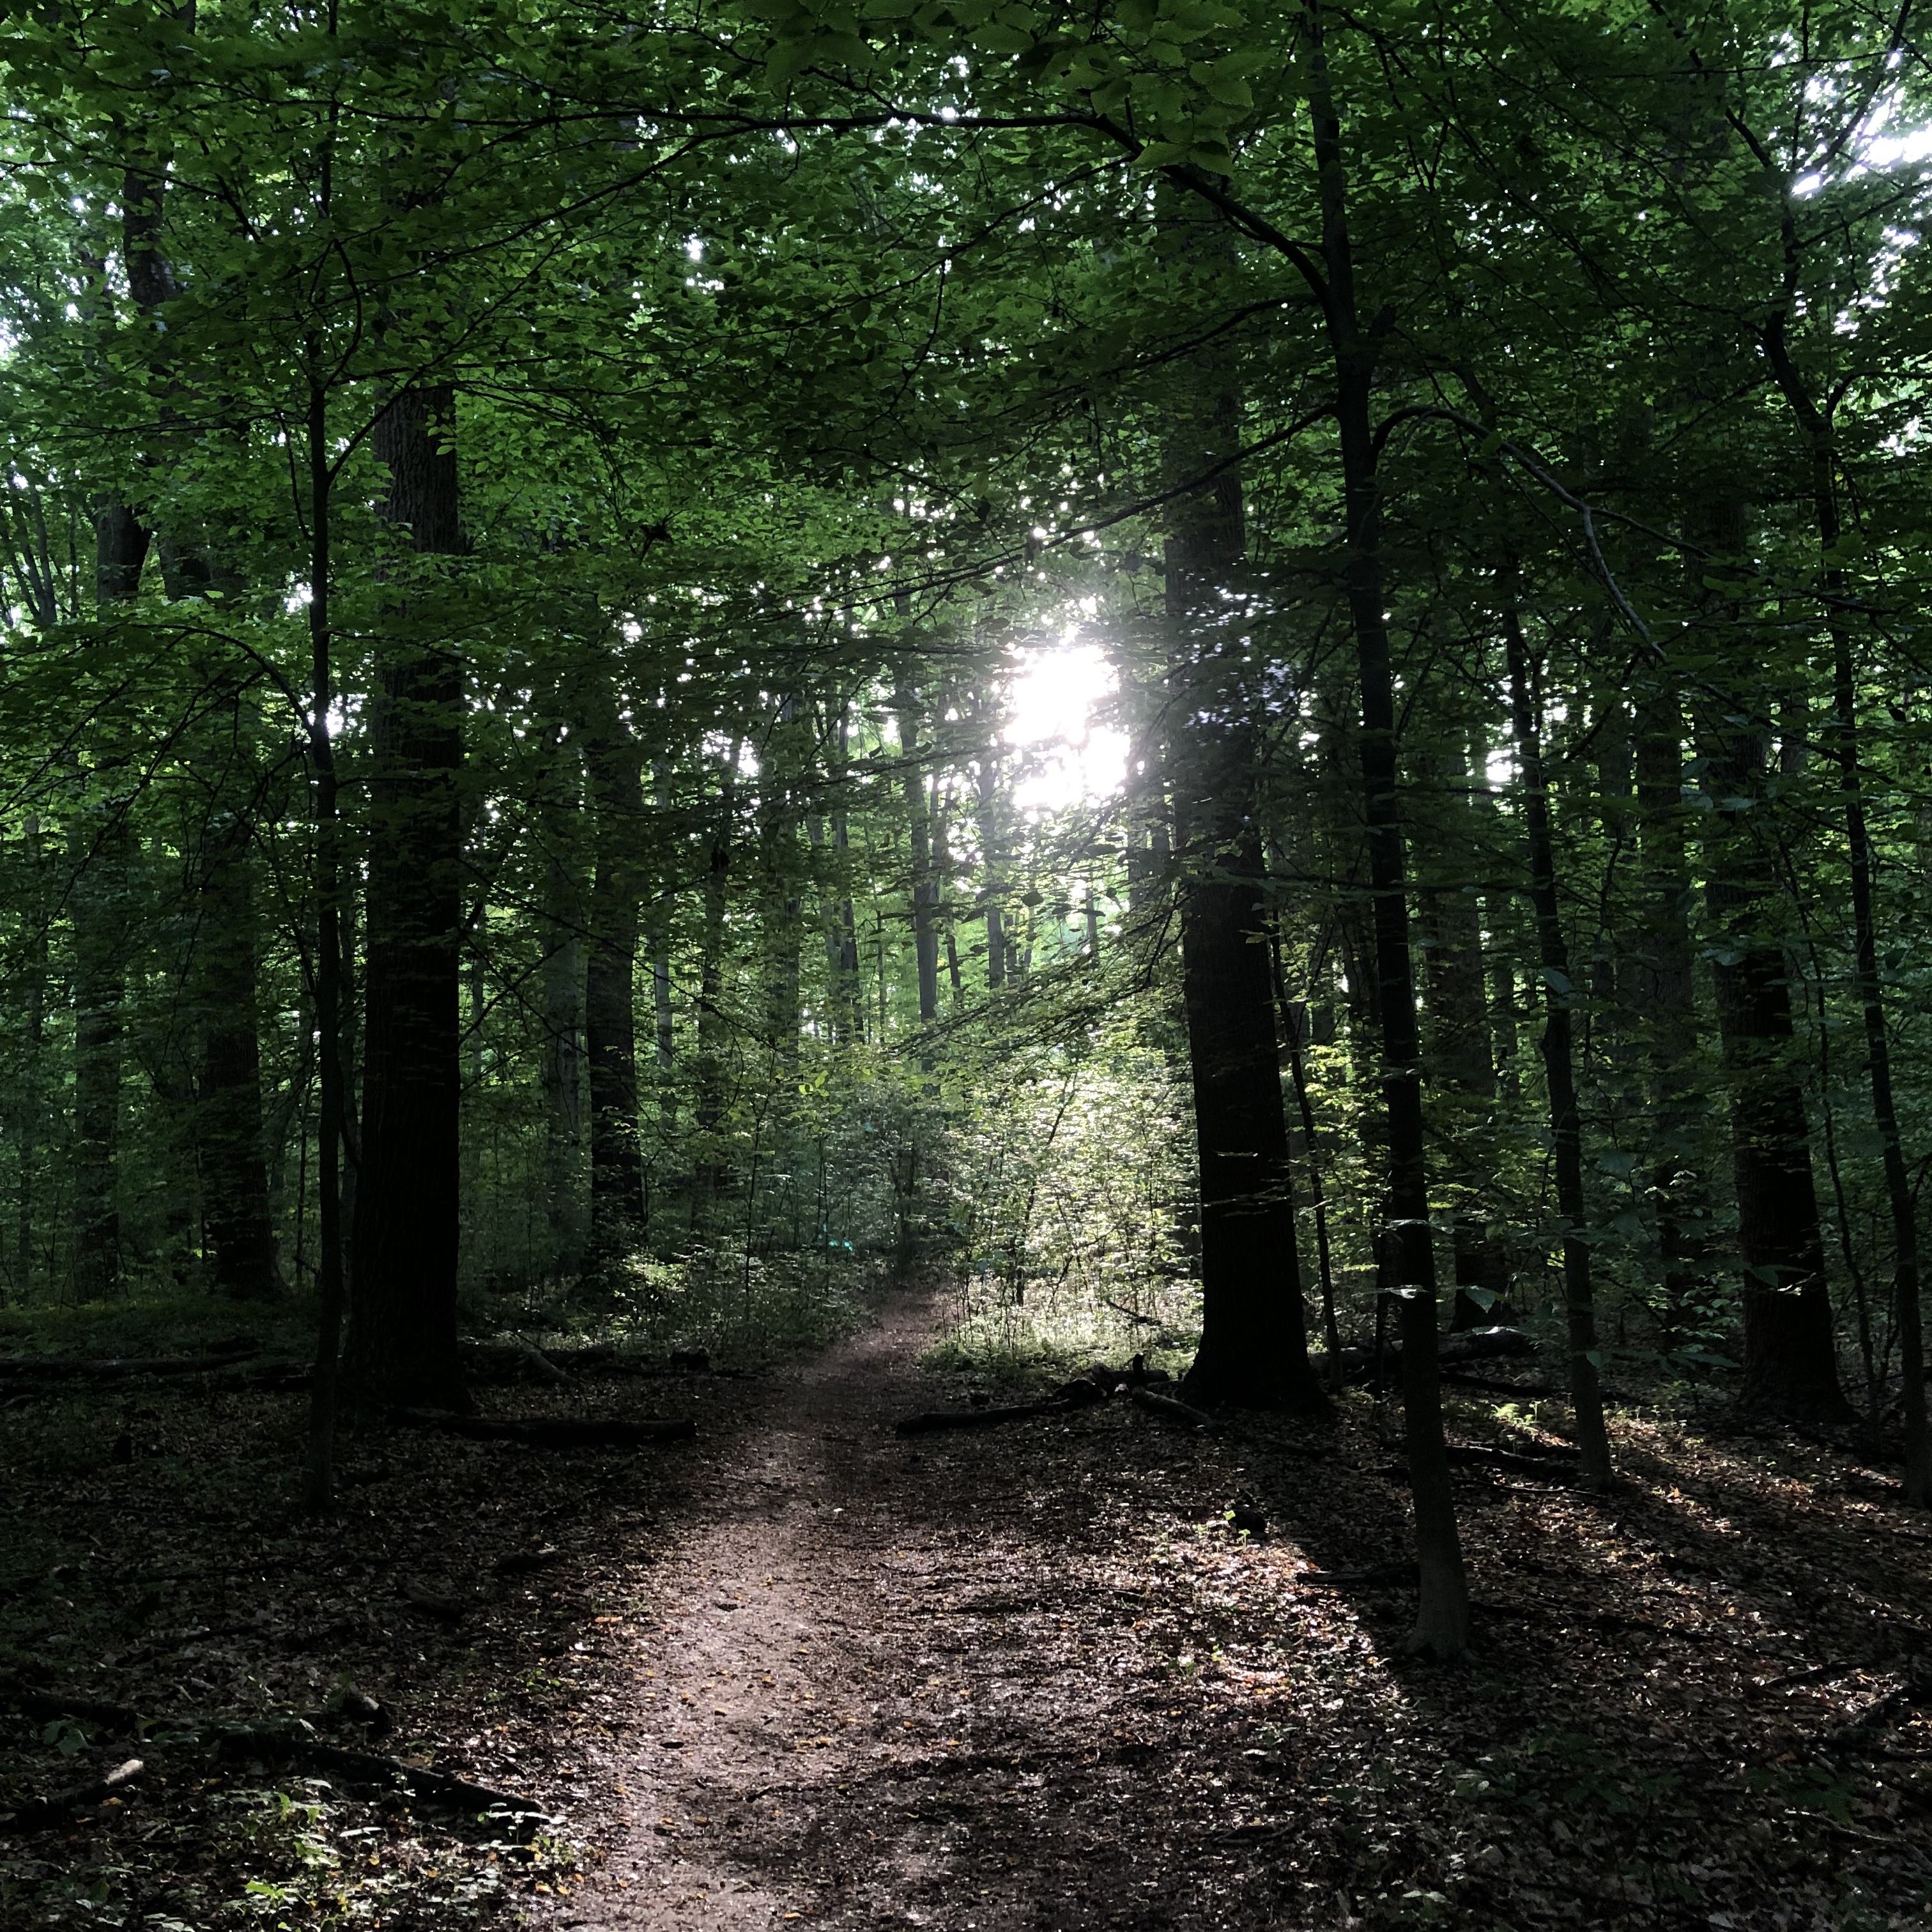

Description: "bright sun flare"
1002 636 1127 814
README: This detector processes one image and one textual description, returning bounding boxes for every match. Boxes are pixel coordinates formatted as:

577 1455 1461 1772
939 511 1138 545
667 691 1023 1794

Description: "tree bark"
894 680 940 1031
1634 676 1706 1341
345 383 466 1413
1159 194 1322 1414
1760 315 1928 1493
692 741 740 1213
68 475 149 1302
1692 497 1850 1423
974 711 1008 995
577 668 647 1257
1414 747 1505 1330
70 799 130 1305
1501 581 1611 1487
195 812 280 1300
536 727 586 1275
1303 0 1466 1653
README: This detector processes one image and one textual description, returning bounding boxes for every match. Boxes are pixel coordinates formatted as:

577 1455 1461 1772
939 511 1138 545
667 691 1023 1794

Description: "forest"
2 1 1931 1927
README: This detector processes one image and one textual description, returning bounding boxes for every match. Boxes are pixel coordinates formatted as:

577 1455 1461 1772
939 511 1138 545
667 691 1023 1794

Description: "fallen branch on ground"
214 1722 549 1832
1 1756 142 1828
1130 1388 1219 1430
1439 1370 1561 1397
1316 1326 1535 1385
894 1396 1076 1436
1446 1442 1580 1480
1086 1358 1173 1393
0 1339 264 1383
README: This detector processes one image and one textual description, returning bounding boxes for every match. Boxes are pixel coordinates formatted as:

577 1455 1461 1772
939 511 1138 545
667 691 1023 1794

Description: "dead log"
1316 1325 1535 1386
893 1397 1073 1436
1130 1388 1219 1430
1446 1443 1579 1480
0 1681 143 1733
1 1755 143 1827
460 1338 574 1386
1439 1370 1560 1397
0 1342 265 1383
387 1408 694 1447
1085 1357 1174 1394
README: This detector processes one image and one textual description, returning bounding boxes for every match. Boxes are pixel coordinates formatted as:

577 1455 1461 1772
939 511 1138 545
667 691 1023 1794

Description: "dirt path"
539 1292 1932 1932
549 1288 1230 1932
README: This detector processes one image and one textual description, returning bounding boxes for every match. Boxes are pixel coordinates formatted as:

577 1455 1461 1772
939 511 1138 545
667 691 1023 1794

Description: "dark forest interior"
2 4 1930 1928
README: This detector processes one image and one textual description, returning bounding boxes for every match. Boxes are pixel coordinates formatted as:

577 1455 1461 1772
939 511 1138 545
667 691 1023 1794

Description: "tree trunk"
1760 319 1928 1494
578 669 647 1258
693 741 740 1213
1692 498 1850 1423
536 728 586 1275
70 836 126 1302
13 819 47 1300
974 715 1008 994
820 709 862 1039
68 478 149 1303
1159 194 1322 1414
1303 0 1466 1654
1415 747 1505 1330
345 383 466 1413
1501 582 1611 1487
1634 677 1706 1342
762 700 805 1071
894 680 940 1031
196 813 280 1300
650 759 677 1083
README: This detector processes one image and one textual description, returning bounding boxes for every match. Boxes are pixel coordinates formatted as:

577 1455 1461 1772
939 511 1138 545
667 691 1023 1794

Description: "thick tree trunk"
1692 498 1849 1423
345 384 466 1413
196 816 280 1300
72 496 148 1301
578 673 647 1257
1761 323 1928 1493
1160 198 1321 1413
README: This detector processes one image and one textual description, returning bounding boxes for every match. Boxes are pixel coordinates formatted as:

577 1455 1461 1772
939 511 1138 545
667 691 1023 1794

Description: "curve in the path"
549 1290 1235 1932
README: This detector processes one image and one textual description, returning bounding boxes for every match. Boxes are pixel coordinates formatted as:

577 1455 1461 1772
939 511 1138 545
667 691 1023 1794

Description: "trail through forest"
542 1291 1932 1932
555 1284 1201 1931
4 1285 1932 1928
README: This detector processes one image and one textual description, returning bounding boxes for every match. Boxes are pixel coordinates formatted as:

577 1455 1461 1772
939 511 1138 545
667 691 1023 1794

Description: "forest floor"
4 1283 1932 1932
